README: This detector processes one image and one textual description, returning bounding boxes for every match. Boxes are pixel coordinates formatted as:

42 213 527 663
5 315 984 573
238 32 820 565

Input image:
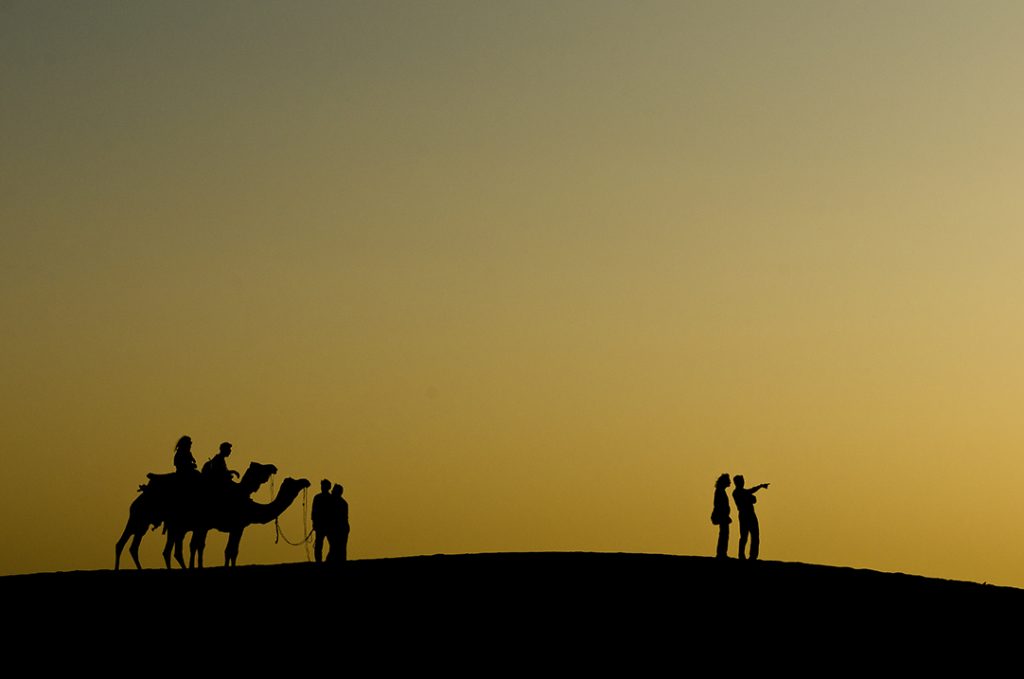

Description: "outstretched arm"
751 483 770 493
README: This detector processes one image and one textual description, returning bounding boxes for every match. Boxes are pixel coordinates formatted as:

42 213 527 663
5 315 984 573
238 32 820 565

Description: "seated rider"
173 435 198 476
202 441 240 486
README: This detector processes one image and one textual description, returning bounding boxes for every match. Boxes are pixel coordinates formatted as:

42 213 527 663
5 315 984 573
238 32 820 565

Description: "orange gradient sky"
3 2 1024 585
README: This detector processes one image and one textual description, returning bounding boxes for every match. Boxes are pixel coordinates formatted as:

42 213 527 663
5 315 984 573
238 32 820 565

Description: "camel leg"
129 533 144 569
173 534 186 569
115 525 132 570
116 526 145 570
118 495 152 570
225 531 242 567
162 532 175 569
190 530 207 569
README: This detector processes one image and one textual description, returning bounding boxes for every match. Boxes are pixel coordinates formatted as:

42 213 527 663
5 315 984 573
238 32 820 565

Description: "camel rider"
173 435 198 476
202 441 240 487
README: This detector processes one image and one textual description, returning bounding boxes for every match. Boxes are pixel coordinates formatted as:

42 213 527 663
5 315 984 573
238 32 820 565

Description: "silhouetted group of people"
171 435 350 564
711 473 769 560
168 435 773 567
312 479 350 564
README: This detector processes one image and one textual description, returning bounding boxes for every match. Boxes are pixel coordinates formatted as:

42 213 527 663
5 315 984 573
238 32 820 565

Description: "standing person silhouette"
711 473 732 559
311 479 333 563
731 475 769 561
327 483 349 564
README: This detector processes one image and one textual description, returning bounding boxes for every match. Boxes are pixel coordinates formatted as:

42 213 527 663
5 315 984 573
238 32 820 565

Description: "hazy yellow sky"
4 2 1024 585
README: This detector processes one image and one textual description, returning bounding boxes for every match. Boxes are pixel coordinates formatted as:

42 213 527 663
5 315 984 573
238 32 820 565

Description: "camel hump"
141 471 188 496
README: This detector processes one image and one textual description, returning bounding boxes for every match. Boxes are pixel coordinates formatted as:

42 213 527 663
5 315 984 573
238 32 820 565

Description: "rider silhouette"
173 435 197 475
202 441 239 486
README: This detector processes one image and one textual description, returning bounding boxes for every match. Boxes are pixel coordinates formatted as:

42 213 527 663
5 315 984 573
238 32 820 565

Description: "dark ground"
3 552 1018 663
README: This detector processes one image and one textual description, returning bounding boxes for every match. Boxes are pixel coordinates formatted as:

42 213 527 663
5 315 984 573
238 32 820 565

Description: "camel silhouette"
115 462 310 569
185 475 311 568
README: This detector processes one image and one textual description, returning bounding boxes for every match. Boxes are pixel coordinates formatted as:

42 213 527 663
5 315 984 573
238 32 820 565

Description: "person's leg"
750 515 760 561
716 523 729 558
314 532 325 563
738 517 748 560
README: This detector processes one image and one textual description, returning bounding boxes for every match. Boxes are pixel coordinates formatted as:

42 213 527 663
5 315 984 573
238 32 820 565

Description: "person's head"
331 484 343 497
175 435 192 453
733 475 745 489
716 473 731 489
219 441 232 457
320 479 331 493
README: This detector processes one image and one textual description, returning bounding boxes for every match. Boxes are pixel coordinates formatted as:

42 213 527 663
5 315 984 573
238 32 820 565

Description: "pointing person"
731 475 769 561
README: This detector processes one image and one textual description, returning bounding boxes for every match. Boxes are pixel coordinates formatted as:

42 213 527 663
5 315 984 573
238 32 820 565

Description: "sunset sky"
4 2 1024 586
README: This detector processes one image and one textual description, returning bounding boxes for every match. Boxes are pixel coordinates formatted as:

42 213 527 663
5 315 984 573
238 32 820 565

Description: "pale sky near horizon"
4 1 1024 586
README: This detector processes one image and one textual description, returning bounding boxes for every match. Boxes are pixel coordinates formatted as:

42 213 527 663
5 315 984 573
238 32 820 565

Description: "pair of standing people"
312 479 350 564
711 473 769 560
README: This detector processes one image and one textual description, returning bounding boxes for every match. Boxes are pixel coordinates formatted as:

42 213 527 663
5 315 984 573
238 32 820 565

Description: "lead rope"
272 475 313 561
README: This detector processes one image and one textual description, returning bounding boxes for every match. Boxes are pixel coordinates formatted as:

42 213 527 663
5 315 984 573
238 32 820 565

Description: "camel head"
272 477 312 505
280 477 312 496
239 462 279 494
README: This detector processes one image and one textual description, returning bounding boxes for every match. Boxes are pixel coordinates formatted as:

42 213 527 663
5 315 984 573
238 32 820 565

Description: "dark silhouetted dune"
3 552 1016 660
